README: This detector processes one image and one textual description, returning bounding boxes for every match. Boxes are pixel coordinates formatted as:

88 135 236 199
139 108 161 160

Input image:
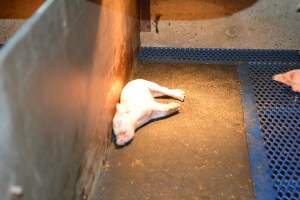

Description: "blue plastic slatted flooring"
248 64 300 200
139 47 300 65
139 47 300 200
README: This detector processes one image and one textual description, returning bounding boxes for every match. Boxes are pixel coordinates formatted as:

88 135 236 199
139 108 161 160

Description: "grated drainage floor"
246 64 300 200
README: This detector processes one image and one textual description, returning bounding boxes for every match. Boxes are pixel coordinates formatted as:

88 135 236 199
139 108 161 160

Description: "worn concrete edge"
0 0 52 62
237 64 275 200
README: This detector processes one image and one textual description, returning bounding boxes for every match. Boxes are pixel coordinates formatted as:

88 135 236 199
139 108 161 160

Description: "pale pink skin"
113 79 185 146
273 69 300 93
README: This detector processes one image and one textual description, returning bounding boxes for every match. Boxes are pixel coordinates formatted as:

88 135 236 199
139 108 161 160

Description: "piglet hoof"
171 89 186 101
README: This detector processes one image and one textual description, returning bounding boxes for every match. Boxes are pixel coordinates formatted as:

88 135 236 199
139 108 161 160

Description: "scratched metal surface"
0 0 138 199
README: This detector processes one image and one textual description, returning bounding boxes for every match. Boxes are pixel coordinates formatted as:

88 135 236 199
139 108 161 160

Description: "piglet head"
113 104 135 146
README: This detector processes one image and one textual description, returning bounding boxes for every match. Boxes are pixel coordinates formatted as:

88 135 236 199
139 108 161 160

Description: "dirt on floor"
94 63 254 200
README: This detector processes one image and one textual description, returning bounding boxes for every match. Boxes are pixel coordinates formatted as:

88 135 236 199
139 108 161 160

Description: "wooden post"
139 0 151 32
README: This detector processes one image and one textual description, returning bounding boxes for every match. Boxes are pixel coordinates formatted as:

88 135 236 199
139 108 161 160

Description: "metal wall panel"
0 0 139 199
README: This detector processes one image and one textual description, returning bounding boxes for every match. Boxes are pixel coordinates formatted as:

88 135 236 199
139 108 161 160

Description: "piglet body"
113 79 185 146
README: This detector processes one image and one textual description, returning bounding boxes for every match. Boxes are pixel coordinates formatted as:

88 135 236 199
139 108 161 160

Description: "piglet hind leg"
140 79 185 101
151 102 180 120
164 89 186 101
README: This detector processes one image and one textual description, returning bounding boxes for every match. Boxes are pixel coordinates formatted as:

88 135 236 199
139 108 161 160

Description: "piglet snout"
116 132 133 146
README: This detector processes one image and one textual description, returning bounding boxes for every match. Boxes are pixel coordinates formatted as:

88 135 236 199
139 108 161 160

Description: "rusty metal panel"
0 0 139 199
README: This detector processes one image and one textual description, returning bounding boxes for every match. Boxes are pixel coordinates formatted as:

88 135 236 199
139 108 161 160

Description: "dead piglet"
113 79 185 146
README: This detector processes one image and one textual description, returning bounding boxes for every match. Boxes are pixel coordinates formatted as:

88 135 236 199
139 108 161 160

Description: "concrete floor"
142 0 300 49
0 19 24 43
95 63 254 200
